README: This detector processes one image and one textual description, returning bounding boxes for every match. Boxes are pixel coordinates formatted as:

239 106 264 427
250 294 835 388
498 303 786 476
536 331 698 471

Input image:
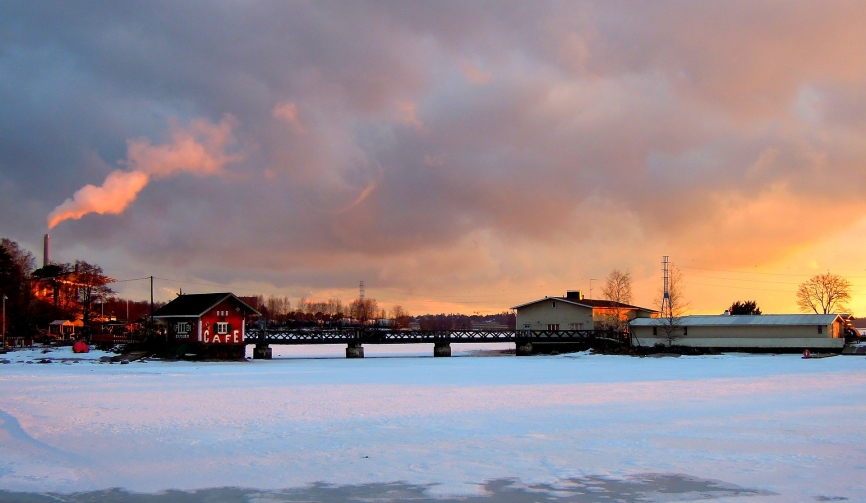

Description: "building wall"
631 320 846 349
592 307 656 327
201 299 247 344
516 300 594 330
167 317 199 342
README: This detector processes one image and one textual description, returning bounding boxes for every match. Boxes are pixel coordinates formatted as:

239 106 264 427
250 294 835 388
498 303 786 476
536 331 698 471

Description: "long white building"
630 314 847 350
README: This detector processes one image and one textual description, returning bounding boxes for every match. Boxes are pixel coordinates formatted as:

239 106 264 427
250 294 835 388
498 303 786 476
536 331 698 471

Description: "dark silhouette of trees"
729 300 762 315
0 239 35 335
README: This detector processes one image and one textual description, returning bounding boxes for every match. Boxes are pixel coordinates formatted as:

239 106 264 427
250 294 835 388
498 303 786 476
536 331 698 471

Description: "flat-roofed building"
630 314 846 350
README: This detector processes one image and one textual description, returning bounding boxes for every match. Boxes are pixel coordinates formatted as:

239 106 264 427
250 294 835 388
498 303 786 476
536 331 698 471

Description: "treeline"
255 294 412 327
254 293 515 330
0 237 158 337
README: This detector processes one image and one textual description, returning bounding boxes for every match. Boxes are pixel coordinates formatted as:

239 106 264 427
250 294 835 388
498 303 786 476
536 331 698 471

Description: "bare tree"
349 298 378 323
601 269 633 332
656 265 687 346
73 261 114 338
796 273 851 314
390 304 409 328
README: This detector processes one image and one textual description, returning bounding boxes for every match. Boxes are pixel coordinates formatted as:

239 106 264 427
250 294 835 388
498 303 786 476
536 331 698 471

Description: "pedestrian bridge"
245 328 626 358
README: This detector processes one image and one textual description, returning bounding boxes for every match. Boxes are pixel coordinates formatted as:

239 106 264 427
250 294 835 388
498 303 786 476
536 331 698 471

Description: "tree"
73 261 114 338
390 304 409 328
656 265 688 346
601 269 633 332
796 273 851 314
729 300 761 315
0 238 36 335
349 297 378 323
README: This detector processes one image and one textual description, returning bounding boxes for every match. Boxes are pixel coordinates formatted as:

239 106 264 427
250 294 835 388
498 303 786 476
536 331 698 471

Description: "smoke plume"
47 116 238 229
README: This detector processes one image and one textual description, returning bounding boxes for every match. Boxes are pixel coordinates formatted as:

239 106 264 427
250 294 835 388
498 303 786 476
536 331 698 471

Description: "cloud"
4 2 866 314
273 102 307 134
47 116 239 229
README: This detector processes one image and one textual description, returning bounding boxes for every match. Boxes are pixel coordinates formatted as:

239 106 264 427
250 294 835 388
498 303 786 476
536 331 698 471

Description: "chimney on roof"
566 290 584 300
723 310 731 316
43 234 50 267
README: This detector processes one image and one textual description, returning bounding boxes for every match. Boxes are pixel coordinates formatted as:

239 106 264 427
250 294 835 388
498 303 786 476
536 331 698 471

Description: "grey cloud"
3 1 866 299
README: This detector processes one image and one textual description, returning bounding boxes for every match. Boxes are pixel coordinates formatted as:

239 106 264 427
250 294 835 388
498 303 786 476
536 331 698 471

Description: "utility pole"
150 276 154 328
2 295 6 351
589 278 598 300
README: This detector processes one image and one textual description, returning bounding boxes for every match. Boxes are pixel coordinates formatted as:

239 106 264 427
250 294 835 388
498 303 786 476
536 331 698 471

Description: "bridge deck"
246 328 626 345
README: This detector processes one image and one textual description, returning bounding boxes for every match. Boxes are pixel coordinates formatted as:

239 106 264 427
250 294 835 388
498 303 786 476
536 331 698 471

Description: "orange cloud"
273 101 307 134
47 116 239 229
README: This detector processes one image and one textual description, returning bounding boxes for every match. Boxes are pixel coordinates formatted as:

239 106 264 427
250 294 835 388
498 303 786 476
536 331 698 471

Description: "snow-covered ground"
0 345 864 502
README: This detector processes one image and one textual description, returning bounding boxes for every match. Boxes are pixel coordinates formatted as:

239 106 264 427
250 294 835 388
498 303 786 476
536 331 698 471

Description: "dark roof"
511 296 657 313
153 292 261 318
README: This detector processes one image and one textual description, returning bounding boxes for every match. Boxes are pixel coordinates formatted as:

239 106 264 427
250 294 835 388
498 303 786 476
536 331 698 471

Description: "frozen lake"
0 346 864 502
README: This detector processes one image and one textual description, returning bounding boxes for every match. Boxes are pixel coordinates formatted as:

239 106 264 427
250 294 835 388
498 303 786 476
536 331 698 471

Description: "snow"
1 345 864 502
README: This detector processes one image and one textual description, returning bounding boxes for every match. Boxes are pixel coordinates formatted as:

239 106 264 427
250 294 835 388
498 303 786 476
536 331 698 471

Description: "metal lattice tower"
359 281 365 302
661 256 671 315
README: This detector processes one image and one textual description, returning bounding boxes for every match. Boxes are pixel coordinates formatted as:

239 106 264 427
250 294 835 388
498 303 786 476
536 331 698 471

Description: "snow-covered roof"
630 314 842 327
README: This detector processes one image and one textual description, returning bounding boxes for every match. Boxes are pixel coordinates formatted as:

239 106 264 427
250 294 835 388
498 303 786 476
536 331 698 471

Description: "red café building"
153 292 261 358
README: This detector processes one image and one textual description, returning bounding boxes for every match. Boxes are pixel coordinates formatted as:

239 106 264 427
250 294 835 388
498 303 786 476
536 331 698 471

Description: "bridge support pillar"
346 342 364 358
433 342 451 357
253 344 272 359
516 341 533 356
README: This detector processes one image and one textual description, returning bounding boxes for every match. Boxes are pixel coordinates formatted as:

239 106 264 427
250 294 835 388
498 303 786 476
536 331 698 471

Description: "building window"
817 325 823 334
547 324 560 331
653 327 657 336
683 326 688 336
552 301 556 308
216 322 229 335
176 322 190 334
523 324 531 330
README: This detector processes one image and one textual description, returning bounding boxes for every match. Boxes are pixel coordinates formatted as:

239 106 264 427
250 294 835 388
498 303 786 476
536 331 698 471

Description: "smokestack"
43 234 50 267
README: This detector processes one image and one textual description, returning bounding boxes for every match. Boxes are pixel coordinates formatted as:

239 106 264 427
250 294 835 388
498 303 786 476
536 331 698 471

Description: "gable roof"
630 314 842 327
511 296 657 313
153 292 261 318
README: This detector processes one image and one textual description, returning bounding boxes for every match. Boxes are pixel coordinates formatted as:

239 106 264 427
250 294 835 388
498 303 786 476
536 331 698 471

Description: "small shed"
630 314 847 350
153 292 261 346
48 319 83 338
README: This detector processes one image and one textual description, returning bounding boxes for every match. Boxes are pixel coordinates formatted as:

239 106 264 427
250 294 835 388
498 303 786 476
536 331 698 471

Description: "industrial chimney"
43 233 50 267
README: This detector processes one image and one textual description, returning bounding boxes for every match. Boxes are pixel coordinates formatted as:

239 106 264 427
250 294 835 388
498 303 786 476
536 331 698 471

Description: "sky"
2 1 866 315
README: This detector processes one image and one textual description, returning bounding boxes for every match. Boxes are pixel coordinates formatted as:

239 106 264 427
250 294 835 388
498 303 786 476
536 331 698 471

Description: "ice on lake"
1 345 864 502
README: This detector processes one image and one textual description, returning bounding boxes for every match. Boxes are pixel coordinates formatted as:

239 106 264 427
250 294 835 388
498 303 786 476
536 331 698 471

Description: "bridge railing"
245 327 628 345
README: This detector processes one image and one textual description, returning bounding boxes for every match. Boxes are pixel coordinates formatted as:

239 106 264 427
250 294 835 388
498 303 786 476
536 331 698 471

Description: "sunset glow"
3 2 866 316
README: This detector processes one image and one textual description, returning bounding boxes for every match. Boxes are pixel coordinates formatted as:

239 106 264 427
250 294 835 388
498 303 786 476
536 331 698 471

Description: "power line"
685 273 803 286
109 276 152 283
682 280 795 294
678 264 866 280
152 277 227 288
